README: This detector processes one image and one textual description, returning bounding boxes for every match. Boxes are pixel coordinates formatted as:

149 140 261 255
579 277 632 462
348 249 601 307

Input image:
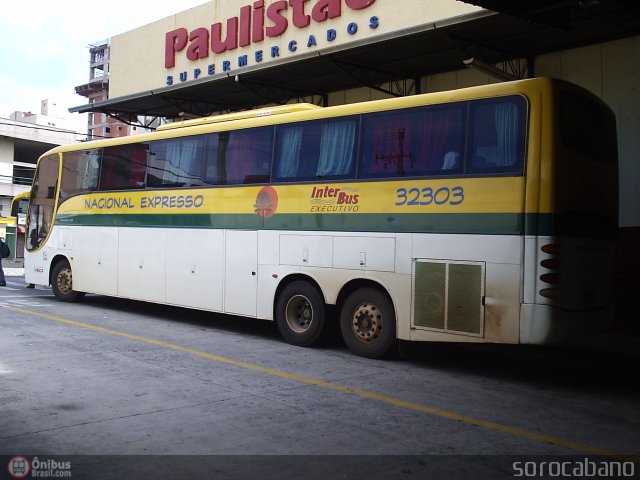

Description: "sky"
0 0 208 131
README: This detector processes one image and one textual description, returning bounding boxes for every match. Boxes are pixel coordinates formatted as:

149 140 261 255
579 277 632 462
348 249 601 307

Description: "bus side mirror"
11 198 29 216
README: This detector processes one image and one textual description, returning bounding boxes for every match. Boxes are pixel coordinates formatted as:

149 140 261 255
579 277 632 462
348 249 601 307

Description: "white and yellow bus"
15 77 618 358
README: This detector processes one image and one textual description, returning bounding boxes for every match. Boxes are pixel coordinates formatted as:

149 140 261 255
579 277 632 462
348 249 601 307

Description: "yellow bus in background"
16 78 618 358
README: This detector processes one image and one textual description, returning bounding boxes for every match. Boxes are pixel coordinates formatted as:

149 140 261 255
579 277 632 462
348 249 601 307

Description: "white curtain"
80 150 101 190
164 139 199 183
316 121 355 177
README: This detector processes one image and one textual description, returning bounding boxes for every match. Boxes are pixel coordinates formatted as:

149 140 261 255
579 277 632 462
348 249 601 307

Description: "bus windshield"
27 154 59 251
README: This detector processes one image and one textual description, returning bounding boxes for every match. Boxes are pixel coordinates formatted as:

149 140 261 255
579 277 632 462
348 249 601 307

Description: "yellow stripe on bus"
57 177 528 217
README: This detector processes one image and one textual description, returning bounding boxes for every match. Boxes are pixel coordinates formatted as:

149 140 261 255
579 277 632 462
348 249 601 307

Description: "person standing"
0 237 9 287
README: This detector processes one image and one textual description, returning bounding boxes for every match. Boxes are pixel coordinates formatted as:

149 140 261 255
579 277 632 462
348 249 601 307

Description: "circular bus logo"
7 456 31 479
254 186 278 218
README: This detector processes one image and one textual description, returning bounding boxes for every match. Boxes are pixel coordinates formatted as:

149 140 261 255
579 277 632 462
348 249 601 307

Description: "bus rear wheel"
276 281 326 347
51 260 85 302
340 288 396 359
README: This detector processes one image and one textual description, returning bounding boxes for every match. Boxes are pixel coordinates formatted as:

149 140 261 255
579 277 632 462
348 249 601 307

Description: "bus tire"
51 259 85 303
340 288 396 359
275 281 326 347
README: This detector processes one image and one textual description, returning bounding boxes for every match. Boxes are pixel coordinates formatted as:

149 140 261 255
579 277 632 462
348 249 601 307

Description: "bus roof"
157 103 323 131
40 78 602 157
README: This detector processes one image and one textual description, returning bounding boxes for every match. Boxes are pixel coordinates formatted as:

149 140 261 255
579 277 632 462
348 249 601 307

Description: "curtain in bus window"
316 120 356 177
164 139 204 186
225 127 273 184
101 146 131 190
99 148 116 190
100 144 148 190
378 118 412 176
275 126 303 179
147 137 205 187
204 133 221 184
494 103 518 167
469 97 525 174
129 144 147 187
84 151 101 189
415 108 462 173
225 132 250 184
203 132 231 185
60 149 100 199
469 103 498 173
361 113 413 177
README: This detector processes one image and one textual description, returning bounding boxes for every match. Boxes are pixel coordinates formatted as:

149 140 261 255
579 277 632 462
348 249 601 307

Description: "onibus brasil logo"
7 456 30 478
7 456 72 478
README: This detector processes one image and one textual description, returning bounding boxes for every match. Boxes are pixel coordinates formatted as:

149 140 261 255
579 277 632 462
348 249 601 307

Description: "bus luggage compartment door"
224 230 258 317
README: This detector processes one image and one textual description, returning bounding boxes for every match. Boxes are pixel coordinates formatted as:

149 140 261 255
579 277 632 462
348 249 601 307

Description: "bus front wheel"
276 281 326 347
340 288 396 359
51 260 85 303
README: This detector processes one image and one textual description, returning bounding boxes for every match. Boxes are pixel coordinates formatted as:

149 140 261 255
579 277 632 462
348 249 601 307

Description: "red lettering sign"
165 0 376 69
165 28 188 68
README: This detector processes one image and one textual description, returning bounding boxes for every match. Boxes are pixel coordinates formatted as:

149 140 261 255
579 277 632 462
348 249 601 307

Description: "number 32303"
395 186 464 206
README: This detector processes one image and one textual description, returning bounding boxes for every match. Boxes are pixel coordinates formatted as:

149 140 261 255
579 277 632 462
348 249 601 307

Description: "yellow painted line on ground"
7 306 637 462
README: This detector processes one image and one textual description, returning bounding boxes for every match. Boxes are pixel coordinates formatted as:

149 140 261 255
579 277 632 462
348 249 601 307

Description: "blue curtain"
276 127 303 178
316 121 356 177
495 104 518 167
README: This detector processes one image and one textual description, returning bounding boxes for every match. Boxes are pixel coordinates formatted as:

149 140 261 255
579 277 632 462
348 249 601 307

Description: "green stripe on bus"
56 212 615 237
56 212 534 235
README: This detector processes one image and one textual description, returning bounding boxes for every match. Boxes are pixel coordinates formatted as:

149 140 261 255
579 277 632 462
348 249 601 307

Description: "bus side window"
100 144 149 190
413 106 463 175
224 127 273 184
359 105 463 178
359 111 413 178
274 119 355 181
274 121 314 182
60 149 101 198
147 137 206 187
467 97 526 175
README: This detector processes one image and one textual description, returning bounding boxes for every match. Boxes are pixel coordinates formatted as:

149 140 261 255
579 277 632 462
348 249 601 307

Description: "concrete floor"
1 273 639 479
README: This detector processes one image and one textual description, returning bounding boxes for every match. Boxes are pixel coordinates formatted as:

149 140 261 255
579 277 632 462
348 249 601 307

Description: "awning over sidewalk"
70 1 640 120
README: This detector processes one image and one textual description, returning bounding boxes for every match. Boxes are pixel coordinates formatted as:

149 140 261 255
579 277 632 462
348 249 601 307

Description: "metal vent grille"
413 262 446 329
413 260 485 336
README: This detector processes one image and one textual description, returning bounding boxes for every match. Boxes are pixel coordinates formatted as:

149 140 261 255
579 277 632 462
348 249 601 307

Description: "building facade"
75 40 155 139
69 0 640 322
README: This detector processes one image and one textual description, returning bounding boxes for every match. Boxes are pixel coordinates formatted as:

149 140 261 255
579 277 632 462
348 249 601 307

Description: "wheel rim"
284 295 314 333
350 302 383 343
56 267 73 294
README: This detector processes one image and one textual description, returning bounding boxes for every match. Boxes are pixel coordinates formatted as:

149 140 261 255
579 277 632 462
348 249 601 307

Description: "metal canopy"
70 1 640 120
